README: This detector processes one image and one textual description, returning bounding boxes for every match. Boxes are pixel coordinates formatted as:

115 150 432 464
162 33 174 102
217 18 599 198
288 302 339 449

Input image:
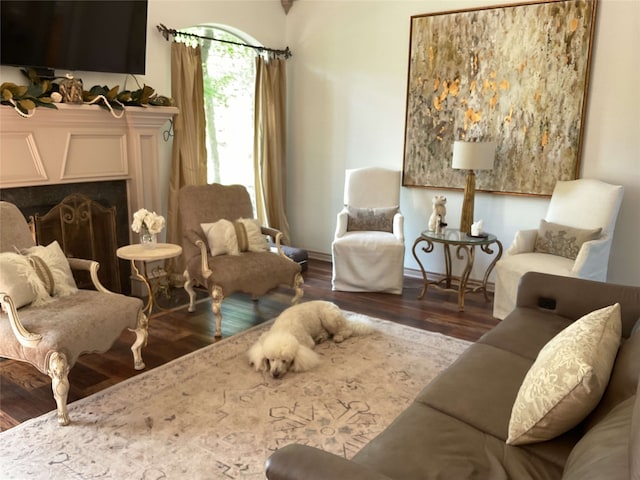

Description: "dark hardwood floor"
0 258 498 431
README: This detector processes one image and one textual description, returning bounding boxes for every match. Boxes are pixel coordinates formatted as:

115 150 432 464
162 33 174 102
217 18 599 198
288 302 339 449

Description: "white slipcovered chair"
332 167 405 294
493 179 624 319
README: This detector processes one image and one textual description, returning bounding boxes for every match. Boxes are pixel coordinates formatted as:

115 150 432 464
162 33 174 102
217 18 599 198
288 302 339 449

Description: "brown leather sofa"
265 272 640 480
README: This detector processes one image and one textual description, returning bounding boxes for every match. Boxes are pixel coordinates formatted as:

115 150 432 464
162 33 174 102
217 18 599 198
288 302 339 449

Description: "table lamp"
452 140 496 235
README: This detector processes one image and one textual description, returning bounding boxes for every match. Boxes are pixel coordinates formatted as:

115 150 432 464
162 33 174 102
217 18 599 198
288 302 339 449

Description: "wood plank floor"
0 258 499 431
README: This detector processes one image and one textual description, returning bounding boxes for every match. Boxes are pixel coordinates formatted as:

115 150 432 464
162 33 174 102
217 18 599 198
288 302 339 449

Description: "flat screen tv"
1 0 148 77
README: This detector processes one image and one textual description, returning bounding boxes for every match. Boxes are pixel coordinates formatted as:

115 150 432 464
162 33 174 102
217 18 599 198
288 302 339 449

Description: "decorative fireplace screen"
33 193 121 293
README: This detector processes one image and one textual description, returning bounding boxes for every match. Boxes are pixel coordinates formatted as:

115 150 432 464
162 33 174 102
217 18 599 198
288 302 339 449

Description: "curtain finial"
281 0 295 14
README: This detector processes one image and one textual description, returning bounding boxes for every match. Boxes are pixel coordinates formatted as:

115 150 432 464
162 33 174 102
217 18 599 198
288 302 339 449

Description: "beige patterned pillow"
346 206 398 233
534 219 601 260
507 303 621 445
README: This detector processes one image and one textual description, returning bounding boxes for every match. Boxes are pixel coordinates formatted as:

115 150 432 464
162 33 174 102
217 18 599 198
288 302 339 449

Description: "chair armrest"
335 209 348 239
262 226 290 259
67 258 110 293
506 228 538 255
572 235 611 279
195 239 212 279
265 444 392 480
0 293 43 348
393 212 404 241
514 272 640 335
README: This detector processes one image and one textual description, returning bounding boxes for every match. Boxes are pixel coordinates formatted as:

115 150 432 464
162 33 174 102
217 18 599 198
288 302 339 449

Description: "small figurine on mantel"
428 195 448 233
59 74 83 104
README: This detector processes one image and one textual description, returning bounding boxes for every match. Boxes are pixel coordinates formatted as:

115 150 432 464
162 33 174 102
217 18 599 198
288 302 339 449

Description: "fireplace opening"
0 181 131 294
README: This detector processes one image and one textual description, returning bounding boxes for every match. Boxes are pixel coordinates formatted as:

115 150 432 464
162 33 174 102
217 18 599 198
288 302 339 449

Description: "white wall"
285 0 640 286
1 0 638 286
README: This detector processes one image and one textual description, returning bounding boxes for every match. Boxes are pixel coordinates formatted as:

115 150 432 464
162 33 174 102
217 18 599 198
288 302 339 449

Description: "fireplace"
0 181 130 293
0 103 178 294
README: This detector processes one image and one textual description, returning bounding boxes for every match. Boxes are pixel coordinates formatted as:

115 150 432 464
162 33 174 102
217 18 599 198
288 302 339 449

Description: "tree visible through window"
184 26 257 206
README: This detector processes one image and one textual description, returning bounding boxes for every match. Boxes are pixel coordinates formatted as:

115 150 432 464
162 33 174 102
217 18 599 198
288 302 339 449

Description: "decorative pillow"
534 219 601 260
346 206 398 233
0 252 52 308
27 255 55 296
22 241 78 297
201 220 240 256
507 303 622 445
234 218 269 252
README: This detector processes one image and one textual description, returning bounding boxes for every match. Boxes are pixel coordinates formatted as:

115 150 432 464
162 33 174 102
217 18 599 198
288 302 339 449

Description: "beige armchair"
179 184 304 337
493 179 624 319
0 201 148 426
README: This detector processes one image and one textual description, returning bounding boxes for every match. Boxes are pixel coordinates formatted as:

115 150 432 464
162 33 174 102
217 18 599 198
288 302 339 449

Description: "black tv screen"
1 0 148 75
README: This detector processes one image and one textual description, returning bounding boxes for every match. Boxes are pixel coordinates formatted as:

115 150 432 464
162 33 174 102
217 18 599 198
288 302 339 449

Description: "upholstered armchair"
332 167 405 294
0 201 148 425
493 179 624 319
178 184 304 337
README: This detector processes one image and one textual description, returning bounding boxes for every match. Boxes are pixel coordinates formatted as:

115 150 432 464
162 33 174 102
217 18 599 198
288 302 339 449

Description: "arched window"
183 25 257 207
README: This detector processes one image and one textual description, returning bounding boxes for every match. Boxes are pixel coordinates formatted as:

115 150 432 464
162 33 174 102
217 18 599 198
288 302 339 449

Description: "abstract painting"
402 0 598 196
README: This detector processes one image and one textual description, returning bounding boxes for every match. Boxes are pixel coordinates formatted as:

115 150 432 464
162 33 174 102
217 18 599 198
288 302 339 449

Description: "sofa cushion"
507 304 622 445
561 395 634 480
477 307 573 361
585 326 640 428
534 219 601 260
353 400 565 480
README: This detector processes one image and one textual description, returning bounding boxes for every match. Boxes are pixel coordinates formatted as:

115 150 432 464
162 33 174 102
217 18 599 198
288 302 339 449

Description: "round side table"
116 243 183 316
412 229 503 311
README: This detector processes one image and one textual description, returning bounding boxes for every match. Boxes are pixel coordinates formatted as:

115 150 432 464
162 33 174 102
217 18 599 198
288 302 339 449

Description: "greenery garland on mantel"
0 68 174 118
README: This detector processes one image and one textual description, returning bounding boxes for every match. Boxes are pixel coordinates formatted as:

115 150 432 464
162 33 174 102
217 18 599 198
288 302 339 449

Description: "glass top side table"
411 228 503 311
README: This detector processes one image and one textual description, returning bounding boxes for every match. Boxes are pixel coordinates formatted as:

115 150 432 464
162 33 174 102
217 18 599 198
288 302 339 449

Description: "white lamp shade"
452 141 496 171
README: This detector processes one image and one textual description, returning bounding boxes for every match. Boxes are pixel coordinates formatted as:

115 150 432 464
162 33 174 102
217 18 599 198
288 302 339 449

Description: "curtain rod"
156 24 292 59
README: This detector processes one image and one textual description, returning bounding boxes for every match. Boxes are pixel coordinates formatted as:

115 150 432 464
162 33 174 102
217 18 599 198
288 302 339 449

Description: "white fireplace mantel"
0 103 178 231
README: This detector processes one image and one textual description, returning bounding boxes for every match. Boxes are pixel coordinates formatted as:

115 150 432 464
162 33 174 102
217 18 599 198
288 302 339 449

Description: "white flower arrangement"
131 208 165 235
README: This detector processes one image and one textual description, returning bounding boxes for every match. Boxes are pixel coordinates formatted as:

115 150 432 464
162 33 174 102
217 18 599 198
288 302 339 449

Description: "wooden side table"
116 243 183 316
412 229 503 311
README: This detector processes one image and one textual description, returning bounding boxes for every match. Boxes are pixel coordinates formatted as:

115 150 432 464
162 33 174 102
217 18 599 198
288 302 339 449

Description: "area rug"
0 312 471 479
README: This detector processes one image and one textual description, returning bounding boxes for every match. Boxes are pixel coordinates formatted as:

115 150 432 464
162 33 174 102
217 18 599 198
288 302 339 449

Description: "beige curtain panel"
167 42 208 275
254 54 291 245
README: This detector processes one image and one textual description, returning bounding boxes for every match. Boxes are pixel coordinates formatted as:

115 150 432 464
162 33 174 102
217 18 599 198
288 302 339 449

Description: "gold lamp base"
459 170 476 235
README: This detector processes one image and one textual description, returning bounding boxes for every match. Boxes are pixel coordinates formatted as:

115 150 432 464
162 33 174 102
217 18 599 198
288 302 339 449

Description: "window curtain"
167 42 207 274
253 54 291 245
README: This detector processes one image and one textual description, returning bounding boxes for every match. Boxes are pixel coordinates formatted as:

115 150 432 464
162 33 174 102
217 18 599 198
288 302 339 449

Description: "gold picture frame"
402 0 598 196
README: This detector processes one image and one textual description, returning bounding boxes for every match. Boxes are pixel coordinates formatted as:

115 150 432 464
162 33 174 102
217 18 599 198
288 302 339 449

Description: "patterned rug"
0 312 471 479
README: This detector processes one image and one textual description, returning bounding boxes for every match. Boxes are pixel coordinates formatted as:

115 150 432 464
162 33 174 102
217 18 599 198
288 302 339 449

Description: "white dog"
247 300 372 378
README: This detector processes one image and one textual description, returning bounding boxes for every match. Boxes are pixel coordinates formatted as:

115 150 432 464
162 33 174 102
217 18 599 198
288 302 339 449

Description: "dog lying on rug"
247 300 372 378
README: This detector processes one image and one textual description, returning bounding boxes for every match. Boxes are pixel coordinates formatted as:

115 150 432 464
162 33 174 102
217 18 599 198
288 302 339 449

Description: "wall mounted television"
1 0 148 77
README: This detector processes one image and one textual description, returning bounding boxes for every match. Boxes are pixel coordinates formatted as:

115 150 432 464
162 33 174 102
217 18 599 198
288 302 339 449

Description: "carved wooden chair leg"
210 285 224 338
48 352 70 426
291 273 304 305
183 270 197 313
129 311 148 370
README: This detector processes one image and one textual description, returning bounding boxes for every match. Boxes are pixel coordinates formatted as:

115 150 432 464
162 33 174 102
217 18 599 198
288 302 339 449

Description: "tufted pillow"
507 303 621 445
234 218 269 252
201 219 240 257
534 219 601 260
346 206 398 233
0 252 52 308
22 241 78 297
